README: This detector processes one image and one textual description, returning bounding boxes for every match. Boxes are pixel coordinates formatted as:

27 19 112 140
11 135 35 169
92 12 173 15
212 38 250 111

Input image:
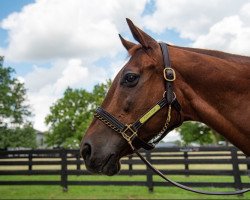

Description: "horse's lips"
101 154 121 176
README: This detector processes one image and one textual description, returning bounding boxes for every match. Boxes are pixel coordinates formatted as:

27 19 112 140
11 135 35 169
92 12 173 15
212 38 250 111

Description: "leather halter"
95 43 182 150
94 43 250 195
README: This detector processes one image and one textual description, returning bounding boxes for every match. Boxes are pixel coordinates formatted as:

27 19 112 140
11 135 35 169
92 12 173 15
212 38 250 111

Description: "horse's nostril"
81 143 91 161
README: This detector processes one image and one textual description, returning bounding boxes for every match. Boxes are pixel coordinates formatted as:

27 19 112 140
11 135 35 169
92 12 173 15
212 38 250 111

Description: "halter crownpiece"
94 43 250 195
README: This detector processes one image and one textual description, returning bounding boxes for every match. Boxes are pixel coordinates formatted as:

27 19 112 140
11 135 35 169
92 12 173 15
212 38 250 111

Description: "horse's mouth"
101 154 121 176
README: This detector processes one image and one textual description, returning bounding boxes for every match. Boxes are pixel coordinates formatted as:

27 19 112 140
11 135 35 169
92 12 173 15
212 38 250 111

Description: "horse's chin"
101 154 121 176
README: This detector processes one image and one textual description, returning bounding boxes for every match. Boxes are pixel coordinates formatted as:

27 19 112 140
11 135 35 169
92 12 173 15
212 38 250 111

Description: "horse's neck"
171 47 250 155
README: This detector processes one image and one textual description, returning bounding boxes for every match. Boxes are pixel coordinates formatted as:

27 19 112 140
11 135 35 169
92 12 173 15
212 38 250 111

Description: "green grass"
0 175 250 199
1 174 249 183
1 185 250 199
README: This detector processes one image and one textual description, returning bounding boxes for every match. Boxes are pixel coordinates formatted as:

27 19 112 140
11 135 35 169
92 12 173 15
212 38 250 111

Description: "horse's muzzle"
80 141 121 176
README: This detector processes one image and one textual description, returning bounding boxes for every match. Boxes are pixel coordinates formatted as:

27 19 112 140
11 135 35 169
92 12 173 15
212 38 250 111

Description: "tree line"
0 57 36 149
0 59 224 149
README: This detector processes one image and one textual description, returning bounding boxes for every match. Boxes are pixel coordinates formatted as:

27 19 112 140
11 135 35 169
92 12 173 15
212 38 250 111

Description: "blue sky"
0 0 34 49
1 0 249 134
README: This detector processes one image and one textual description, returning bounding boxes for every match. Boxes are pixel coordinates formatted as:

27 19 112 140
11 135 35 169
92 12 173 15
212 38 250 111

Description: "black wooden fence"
0 146 249 192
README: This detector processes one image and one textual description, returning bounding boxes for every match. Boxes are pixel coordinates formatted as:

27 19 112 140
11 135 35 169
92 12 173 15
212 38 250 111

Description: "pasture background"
0 147 250 199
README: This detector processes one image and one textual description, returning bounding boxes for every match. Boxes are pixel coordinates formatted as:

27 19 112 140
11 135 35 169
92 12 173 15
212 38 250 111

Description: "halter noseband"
94 43 182 151
93 43 250 195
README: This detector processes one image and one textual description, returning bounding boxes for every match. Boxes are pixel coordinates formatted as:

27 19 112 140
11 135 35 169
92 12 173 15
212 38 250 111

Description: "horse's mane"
173 46 250 65
127 43 250 66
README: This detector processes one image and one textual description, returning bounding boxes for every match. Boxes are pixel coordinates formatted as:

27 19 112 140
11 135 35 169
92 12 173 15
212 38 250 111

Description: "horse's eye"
121 73 140 87
125 74 137 82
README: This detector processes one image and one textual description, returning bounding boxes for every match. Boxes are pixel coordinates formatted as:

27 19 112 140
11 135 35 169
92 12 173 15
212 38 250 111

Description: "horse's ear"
118 34 136 51
126 18 157 48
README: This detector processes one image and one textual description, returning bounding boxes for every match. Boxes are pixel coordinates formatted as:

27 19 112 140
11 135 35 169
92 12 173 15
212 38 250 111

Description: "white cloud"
24 63 64 93
143 0 250 55
24 58 112 131
192 4 250 55
143 0 246 39
28 93 56 131
1 0 147 62
192 15 250 55
53 59 89 94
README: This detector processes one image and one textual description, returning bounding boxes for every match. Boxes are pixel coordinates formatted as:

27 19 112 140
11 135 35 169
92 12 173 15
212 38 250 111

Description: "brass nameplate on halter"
139 105 161 124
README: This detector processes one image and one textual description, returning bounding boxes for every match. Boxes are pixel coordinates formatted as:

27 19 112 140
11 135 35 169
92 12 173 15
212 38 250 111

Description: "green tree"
0 123 37 149
0 58 36 149
177 122 225 145
45 80 111 148
0 62 30 126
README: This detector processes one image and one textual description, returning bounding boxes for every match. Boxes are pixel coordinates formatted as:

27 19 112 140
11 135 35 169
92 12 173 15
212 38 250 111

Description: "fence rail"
0 146 249 192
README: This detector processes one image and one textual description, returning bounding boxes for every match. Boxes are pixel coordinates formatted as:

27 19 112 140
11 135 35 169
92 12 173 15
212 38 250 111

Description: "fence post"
246 155 250 177
146 151 154 192
128 155 133 176
28 152 32 172
76 153 81 173
183 151 189 176
231 147 242 191
61 149 68 192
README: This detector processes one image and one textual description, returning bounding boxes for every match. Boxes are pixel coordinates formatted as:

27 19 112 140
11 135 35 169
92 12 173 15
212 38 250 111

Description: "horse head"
80 19 183 175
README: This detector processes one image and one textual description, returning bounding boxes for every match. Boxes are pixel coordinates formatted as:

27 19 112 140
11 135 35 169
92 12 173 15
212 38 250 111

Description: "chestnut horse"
81 19 250 178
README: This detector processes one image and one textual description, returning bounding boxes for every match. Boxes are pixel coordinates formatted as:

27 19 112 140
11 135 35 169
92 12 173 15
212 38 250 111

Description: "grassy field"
0 175 250 199
2 185 250 199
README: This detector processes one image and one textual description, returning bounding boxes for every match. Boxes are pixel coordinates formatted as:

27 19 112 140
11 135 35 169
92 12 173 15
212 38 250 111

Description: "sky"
1 0 250 141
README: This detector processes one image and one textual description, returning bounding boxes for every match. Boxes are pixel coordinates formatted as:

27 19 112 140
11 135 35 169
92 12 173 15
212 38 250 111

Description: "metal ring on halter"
121 124 138 150
163 68 176 81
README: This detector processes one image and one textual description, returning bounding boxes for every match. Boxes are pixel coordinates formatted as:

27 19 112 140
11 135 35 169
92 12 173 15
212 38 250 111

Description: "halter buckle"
163 68 176 81
121 124 137 150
